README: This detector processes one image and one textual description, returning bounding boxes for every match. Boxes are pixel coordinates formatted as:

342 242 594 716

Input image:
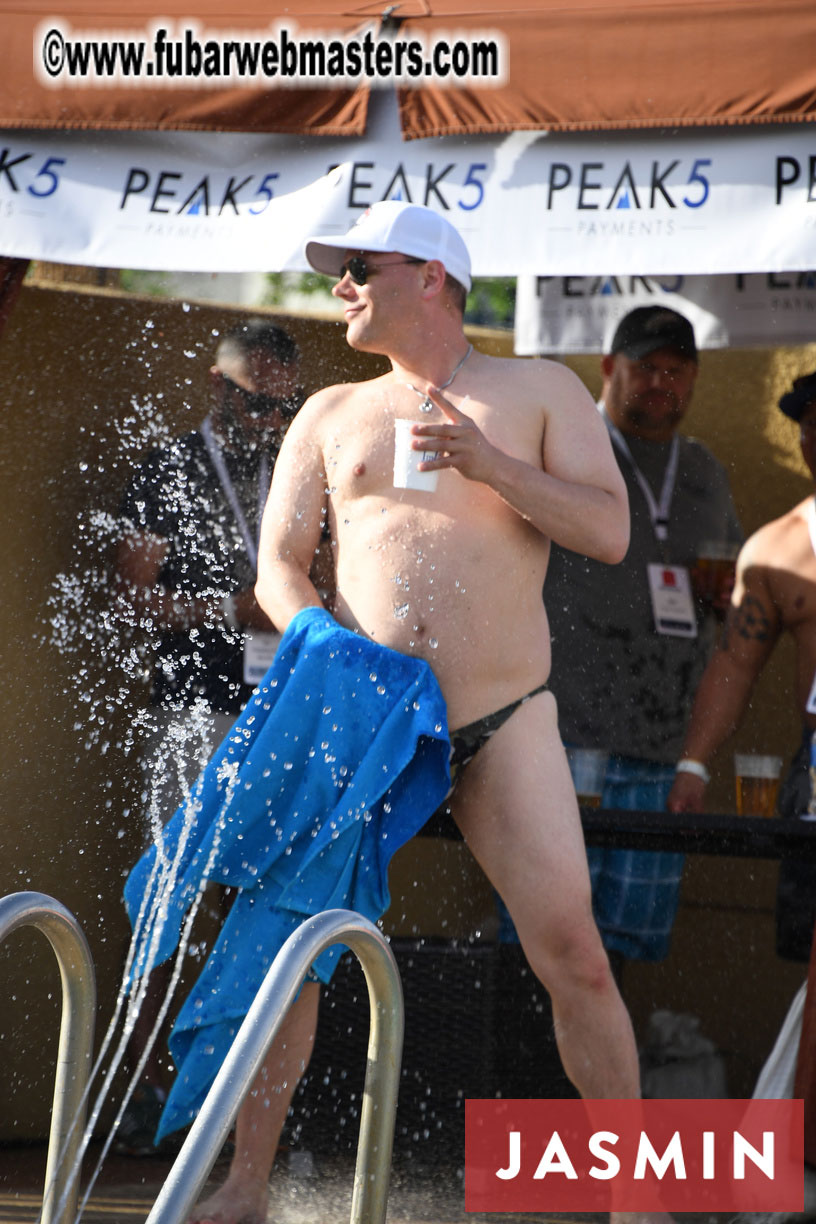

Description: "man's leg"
449 689 640 1099
190 981 320 1224
451 692 672 1222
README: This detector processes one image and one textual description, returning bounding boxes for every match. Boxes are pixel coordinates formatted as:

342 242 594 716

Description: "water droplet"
394 603 409 619
429 637 439 649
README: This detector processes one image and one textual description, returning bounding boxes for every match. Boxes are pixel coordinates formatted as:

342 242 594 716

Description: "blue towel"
124 607 450 1139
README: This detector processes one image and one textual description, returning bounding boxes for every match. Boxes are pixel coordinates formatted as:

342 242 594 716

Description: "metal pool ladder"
146 907 405 1224
0 891 96 1224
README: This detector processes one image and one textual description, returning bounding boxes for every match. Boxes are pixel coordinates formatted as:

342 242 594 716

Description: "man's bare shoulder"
481 353 586 385
734 497 813 618
477 353 596 411
294 374 391 434
303 375 388 410
741 496 812 567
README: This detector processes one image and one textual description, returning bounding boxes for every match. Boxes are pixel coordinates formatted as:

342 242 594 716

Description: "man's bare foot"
188 1172 269 1224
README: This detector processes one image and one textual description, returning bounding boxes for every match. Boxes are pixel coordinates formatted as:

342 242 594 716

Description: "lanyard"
602 408 679 543
200 416 270 573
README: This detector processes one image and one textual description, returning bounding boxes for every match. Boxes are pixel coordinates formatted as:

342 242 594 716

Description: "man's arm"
255 395 331 632
414 362 629 563
114 530 274 633
667 532 782 812
115 531 216 631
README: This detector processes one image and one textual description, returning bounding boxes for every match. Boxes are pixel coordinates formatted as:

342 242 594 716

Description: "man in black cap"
539 305 742 975
668 370 816 964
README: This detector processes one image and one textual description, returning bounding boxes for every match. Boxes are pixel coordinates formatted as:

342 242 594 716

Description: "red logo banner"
465 1098 803 1213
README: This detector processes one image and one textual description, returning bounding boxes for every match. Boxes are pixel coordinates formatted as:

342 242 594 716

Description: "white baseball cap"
305 201 472 293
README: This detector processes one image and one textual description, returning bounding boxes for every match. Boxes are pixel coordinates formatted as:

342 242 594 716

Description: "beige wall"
0 283 813 1138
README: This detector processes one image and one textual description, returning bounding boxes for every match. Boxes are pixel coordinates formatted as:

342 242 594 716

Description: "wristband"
220 594 240 631
675 758 710 785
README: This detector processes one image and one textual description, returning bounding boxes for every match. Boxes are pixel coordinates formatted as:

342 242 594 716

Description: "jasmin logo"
465 1098 803 1212
497 1125 773 1181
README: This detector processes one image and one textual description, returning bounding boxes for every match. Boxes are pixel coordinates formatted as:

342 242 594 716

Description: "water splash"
68 735 243 1224
39 362 251 1218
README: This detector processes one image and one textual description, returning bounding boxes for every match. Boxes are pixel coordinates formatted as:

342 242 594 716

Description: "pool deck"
0 1140 555 1224
1 1139 815 1224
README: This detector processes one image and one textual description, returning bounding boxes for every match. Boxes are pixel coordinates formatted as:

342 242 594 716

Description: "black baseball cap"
609 306 698 362
779 371 816 422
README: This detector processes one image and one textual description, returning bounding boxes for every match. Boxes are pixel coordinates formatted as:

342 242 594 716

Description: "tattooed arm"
667 533 782 812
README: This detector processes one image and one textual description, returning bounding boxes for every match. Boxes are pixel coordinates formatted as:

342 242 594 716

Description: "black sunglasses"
338 255 424 286
223 374 305 420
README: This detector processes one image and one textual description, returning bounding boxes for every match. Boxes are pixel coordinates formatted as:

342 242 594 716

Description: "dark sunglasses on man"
338 255 424 286
222 374 305 421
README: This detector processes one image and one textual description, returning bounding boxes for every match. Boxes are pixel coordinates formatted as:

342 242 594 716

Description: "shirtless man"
190 201 641 1224
667 372 816 961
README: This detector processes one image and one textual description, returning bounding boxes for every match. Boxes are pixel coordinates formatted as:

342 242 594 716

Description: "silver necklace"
405 343 473 413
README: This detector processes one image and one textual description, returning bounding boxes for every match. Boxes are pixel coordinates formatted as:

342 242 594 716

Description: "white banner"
515 273 816 353
1 96 816 276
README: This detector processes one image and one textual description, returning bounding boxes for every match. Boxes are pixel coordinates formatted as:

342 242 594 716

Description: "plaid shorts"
495 754 683 960
586 755 683 962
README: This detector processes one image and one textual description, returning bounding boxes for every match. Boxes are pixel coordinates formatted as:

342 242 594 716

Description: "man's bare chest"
323 415 399 502
769 549 816 632
322 393 538 509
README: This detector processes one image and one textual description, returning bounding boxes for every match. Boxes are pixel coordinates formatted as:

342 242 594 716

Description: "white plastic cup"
393 419 439 492
734 753 783 818
566 747 609 807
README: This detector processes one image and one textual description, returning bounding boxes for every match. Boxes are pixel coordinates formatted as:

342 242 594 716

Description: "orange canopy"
0 0 812 138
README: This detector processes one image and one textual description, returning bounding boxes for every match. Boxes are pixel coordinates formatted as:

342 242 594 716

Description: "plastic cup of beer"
734 753 782 818
694 540 739 605
567 747 609 808
393 420 439 492
698 539 739 576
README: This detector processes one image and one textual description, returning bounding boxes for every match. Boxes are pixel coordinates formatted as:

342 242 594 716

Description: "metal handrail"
147 908 404 1224
0 891 96 1224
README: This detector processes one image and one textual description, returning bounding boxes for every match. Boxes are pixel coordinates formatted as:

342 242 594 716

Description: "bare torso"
320 360 552 729
747 495 816 729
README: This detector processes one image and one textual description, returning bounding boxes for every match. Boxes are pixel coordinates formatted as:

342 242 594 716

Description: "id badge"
807 669 816 715
647 564 698 638
243 630 281 686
